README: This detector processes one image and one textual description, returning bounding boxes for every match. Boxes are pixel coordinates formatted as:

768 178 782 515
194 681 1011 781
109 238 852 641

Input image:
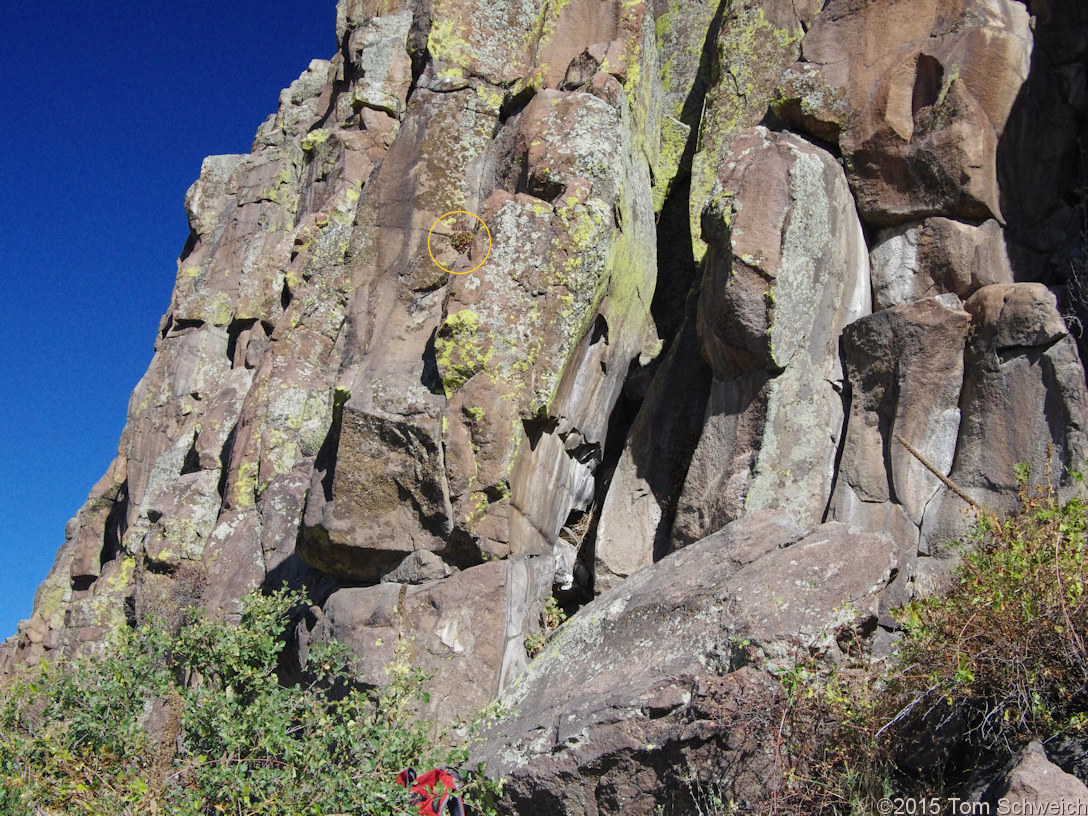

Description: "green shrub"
0 586 501 815
694 471 1088 815
880 472 1088 787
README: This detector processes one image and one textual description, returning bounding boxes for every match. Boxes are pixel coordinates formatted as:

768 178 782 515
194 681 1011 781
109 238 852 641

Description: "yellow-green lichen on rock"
689 5 802 260
652 115 690 212
300 127 331 152
621 0 662 176
425 33 660 560
428 17 473 68
771 63 853 143
654 0 716 122
426 0 540 84
231 460 259 510
417 88 499 216
435 309 494 398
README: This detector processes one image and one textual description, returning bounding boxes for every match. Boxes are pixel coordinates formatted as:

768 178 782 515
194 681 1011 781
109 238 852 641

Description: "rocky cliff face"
8 0 1088 811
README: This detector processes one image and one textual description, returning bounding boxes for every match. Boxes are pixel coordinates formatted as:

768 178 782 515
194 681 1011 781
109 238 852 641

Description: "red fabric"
396 767 460 816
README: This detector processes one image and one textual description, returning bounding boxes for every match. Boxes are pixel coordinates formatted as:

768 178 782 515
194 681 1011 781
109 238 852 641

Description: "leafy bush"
0 586 501 815
693 471 1088 815
881 471 1088 787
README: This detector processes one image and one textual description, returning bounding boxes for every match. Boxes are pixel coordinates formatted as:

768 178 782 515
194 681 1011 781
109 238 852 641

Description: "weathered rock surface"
672 127 871 546
829 295 973 586
303 556 553 725
297 10 662 599
994 741 1088 810
919 284 1088 576
597 126 872 584
8 0 1088 809
784 0 1032 225
4 0 662 719
829 284 1088 593
869 218 1013 309
474 512 899 815
686 0 812 261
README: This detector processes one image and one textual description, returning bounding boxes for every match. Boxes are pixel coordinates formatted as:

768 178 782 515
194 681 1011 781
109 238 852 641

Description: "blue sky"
0 2 337 638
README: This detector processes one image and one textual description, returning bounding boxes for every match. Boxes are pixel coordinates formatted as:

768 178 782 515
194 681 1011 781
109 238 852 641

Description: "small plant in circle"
451 230 473 253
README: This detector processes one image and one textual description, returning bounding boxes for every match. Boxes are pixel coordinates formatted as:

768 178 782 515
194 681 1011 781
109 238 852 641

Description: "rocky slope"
7 0 1088 812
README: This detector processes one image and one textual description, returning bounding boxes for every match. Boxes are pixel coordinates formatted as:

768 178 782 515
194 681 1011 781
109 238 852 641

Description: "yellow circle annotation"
427 210 492 275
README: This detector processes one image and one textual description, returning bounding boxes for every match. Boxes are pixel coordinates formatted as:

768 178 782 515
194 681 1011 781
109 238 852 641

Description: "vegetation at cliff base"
0 586 500 815
878 469 1088 789
713 471 1088 815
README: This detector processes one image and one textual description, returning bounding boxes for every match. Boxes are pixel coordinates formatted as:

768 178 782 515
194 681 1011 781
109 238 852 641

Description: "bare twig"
894 434 983 510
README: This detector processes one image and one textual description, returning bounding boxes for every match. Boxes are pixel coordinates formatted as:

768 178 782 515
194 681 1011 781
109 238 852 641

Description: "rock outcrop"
597 125 871 588
991 742 1088 810
781 0 1032 224
595 0 1088 610
917 283 1088 580
303 556 554 724
8 0 664 724
475 512 899 816
675 127 871 544
7 0 1088 810
869 217 1013 310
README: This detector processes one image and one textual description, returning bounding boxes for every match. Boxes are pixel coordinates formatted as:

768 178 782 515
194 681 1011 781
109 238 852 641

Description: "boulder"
830 285 1088 593
301 409 449 581
382 550 458 585
828 295 973 570
920 284 1088 570
688 1 805 260
474 512 899 815
594 308 712 592
671 127 870 546
870 217 1013 309
306 557 553 725
995 742 1088 809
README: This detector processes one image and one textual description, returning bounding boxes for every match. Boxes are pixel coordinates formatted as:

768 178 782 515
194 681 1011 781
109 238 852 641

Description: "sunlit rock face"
782 0 1032 225
9 0 666 722
9 0 1088 809
674 127 872 546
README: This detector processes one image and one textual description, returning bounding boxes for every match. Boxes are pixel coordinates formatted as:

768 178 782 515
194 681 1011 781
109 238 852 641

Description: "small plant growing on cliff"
0 586 501 815
451 230 474 253
525 596 567 658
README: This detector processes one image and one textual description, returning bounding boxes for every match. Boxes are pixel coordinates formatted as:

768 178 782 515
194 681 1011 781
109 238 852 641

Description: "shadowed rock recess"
7 0 1088 812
